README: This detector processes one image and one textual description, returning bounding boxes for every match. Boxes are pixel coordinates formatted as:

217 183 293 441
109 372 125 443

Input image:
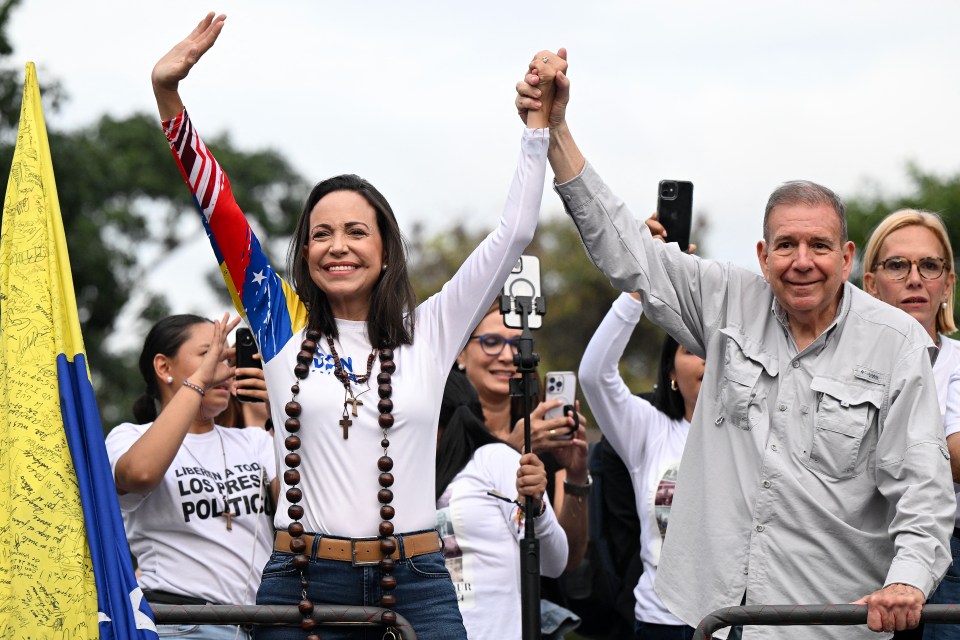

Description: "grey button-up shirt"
557 162 954 640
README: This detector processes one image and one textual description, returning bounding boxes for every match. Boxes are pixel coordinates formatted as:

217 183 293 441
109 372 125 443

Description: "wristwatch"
563 473 593 498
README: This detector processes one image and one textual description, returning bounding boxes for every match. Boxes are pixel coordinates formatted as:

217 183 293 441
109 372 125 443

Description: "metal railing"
152 604 416 639
693 604 960 639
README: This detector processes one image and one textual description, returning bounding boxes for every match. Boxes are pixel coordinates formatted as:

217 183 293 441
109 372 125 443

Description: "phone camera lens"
660 181 678 200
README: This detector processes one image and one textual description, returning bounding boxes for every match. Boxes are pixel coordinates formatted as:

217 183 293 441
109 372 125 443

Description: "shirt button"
743 568 749 575
792 361 800 368
564 194 572 201
771 444 778 452
778 404 787 411
715 416 724 425
762 480 772 488
755 524 764 532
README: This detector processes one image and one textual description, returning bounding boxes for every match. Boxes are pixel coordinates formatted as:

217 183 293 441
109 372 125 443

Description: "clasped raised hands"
518 48 570 129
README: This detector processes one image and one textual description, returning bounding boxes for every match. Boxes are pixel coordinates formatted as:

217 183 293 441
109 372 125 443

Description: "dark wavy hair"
131 314 211 424
649 333 687 421
287 174 416 349
436 368 502 500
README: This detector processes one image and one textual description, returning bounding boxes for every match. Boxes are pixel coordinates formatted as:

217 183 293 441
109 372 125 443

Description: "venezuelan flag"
0 64 157 638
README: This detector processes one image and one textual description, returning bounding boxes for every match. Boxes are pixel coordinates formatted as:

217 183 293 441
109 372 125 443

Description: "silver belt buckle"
350 536 381 567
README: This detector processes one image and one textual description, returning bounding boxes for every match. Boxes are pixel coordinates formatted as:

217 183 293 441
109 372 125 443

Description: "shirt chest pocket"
805 377 883 480
718 330 769 431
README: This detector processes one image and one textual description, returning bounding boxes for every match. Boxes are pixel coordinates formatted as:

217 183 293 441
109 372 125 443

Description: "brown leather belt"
274 530 441 566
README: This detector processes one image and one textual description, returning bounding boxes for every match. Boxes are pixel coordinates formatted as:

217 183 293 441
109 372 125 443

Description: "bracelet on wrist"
563 473 593 498
182 379 205 397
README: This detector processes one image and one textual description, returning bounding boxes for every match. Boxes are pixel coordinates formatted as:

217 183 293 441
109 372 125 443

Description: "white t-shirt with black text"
106 423 276 605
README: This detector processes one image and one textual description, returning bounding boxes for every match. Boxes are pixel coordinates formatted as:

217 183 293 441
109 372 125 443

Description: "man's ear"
841 241 856 282
756 240 769 281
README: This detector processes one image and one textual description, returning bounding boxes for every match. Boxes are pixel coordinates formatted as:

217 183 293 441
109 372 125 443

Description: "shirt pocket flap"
719 326 777 381
807 376 882 479
810 376 884 412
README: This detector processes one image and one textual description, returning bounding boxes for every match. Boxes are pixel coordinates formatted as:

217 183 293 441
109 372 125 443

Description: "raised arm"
152 12 226 120
154 15 306 361
113 314 239 495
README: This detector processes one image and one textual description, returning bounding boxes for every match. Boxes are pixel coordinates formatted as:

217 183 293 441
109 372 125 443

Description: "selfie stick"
500 279 546 640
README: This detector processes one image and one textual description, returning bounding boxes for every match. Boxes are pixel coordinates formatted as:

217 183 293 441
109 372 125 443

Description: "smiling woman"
148 12 555 640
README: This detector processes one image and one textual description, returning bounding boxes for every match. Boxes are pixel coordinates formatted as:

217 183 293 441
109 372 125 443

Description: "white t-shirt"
435 443 567 640
934 335 960 414
105 423 277 605
935 335 960 527
579 292 689 625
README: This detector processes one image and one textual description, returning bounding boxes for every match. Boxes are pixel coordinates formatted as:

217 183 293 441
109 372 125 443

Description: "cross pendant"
222 507 233 531
346 395 363 417
340 408 353 440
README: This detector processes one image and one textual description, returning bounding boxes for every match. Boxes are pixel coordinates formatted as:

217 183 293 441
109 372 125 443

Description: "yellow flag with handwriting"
0 60 98 638
0 64 157 639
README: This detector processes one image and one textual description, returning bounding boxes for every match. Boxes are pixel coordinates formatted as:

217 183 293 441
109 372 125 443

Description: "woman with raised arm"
105 314 279 640
151 13 558 640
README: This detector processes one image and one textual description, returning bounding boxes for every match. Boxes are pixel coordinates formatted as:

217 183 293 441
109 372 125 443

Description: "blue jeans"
157 624 251 640
255 531 466 640
924 532 960 640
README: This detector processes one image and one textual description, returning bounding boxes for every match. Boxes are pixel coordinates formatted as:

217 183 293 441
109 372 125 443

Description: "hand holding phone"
656 180 693 252
235 327 264 404
544 371 577 440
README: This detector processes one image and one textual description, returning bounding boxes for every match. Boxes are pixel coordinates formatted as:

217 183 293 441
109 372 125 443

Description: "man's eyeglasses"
873 256 947 281
470 333 520 356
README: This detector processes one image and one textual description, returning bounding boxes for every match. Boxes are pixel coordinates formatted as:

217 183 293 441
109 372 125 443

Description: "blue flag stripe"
58 353 157 639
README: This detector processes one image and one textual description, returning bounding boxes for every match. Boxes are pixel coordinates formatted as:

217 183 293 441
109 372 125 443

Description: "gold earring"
670 378 678 391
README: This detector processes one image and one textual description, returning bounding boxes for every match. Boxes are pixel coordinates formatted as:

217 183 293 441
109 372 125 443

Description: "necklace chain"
180 426 235 531
282 329 399 639
326 336 378 440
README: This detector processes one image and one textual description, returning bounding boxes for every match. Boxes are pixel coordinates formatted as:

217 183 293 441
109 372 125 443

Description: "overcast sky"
10 1 960 331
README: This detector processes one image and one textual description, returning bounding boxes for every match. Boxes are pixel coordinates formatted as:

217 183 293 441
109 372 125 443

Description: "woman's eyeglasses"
470 333 520 356
873 256 947 281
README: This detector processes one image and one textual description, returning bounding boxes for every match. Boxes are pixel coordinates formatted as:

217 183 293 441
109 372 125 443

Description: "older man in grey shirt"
516 53 954 639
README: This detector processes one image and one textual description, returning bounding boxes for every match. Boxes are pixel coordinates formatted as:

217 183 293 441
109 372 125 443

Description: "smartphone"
544 371 577 439
501 255 543 330
235 327 264 404
656 180 694 252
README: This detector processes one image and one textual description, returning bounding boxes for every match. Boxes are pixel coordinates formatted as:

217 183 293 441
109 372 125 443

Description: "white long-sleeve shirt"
579 292 688 625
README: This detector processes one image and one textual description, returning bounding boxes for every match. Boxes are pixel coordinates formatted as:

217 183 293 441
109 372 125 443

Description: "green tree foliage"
0 7 308 425
845 163 960 331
